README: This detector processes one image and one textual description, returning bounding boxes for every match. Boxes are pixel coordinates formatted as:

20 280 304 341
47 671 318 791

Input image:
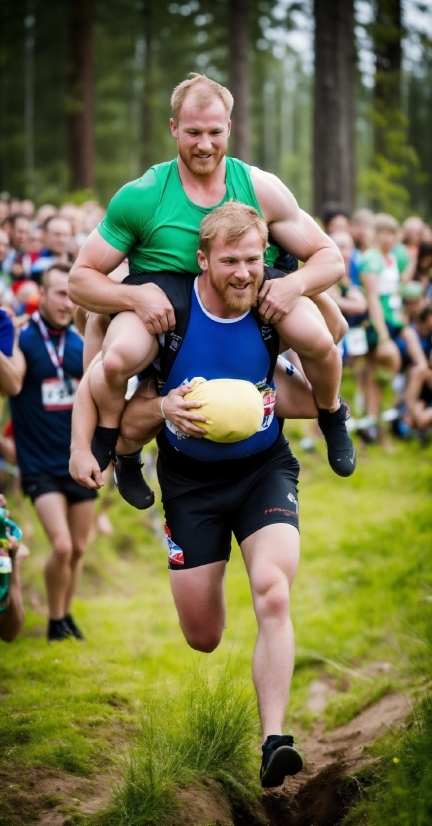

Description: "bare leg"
240 524 300 740
273 355 318 419
65 499 95 615
83 312 111 370
310 293 348 344
169 560 226 653
35 493 74 620
400 326 428 421
89 311 159 429
275 297 341 412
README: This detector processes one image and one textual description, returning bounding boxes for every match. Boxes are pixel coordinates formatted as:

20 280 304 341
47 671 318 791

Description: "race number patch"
41 378 79 411
164 524 185 566
256 381 277 431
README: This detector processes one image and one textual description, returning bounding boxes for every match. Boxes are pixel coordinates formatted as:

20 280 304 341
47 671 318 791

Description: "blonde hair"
171 73 233 121
199 202 268 256
374 213 399 233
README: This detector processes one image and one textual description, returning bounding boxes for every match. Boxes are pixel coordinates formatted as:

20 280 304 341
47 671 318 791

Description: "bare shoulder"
250 166 298 223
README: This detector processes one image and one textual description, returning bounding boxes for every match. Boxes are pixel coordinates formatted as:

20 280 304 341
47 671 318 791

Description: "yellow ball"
184 377 264 443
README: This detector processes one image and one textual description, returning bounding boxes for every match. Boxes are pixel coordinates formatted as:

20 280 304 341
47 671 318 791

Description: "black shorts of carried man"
21 472 98 504
157 430 300 570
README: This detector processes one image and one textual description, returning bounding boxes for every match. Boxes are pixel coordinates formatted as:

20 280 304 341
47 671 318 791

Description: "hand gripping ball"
184 377 264 443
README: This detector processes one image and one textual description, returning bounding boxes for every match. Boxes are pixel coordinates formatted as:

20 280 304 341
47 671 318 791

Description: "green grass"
0 408 431 824
90 665 258 826
342 694 432 825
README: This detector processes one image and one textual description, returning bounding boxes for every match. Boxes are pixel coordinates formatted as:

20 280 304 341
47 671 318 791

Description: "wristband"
160 396 167 421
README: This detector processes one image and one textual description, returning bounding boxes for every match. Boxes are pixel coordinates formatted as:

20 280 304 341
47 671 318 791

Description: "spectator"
359 213 428 435
17 225 44 278
35 204 57 225
350 208 375 287
1 214 30 276
412 306 432 435
0 198 9 225
402 216 425 251
0 310 22 396
20 199 35 220
0 228 10 277
414 242 432 300
59 203 84 258
322 202 351 235
0 494 27 643
31 216 73 282
9 263 96 642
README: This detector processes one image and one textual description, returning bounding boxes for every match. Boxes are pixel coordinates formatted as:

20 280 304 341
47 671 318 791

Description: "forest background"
1 0 432 223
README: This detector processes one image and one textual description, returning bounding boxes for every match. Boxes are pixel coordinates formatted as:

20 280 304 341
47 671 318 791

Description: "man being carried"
69 73 355 505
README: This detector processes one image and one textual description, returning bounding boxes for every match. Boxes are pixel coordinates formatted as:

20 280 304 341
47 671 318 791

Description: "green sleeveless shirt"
98 157 279 274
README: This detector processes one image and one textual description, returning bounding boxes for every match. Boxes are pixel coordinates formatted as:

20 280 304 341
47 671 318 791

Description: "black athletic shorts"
21 472 98 504
156 430 300 570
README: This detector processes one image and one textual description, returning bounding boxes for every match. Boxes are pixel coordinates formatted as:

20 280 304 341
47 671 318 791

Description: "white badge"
41 378 79 411
345 326 368 357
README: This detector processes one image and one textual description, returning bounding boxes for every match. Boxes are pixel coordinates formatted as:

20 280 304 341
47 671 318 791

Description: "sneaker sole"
261 745 303 788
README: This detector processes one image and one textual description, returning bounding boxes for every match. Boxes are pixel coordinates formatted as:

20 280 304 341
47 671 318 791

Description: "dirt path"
3 691 410 826
261 691 410 826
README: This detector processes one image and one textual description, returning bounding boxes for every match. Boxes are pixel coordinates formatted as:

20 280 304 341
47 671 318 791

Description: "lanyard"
32 311 66 381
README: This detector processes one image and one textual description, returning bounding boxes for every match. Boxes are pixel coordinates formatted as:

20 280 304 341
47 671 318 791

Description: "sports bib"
345 326 368 357
41 378 79 411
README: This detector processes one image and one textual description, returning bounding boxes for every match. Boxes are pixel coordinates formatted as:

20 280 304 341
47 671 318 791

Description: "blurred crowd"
322 203 432 444
0 189 431 642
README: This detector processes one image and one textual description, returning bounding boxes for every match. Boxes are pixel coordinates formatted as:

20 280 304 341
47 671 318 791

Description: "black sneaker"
318 399 357 477
47 618 72 642
64 613 85 640
260 734 303 788
113 454 155 510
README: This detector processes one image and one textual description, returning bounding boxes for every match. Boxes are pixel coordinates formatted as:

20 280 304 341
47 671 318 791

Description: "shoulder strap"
157 276 195 388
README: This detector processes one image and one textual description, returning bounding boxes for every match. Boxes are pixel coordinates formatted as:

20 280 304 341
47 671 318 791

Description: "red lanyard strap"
32 311 66 381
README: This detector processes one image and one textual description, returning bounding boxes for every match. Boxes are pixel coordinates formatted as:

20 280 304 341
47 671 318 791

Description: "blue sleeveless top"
161 278 279 461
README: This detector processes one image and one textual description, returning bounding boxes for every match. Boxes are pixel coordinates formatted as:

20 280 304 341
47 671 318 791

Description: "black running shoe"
318 399 357 477
47 618 72 643
113 454 155 510
64 613 85 640
260 734 303 788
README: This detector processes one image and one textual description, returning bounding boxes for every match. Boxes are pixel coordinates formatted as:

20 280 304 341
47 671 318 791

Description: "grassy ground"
0 409 431 824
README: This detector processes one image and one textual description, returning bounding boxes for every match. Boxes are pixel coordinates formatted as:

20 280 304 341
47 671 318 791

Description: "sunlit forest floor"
1 408 431 825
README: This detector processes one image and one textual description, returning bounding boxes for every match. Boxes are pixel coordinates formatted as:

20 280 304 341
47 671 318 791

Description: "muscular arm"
252 168 345 304
69 231 175 334
69 360 104 488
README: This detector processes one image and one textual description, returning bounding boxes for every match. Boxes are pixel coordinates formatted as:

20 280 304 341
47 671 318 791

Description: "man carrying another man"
69 73 356 502
72 201 305 787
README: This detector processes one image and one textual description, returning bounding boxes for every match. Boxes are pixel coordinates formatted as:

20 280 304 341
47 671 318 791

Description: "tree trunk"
67 0 94 191
228 0 251 163
313 0 355 218
141 0 153 172
372 0 403 154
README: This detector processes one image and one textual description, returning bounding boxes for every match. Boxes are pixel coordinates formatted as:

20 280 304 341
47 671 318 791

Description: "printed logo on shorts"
164 524 185 565
287 492 299 514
